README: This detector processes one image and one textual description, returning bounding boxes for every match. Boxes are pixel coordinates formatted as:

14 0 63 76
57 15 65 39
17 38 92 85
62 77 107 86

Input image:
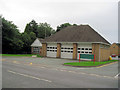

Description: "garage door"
61 44 73 59
47 43 57 57
77 44 92 60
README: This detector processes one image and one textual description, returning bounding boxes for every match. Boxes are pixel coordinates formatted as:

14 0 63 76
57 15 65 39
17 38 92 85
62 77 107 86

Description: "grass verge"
0 54 42 57
64 60 118 67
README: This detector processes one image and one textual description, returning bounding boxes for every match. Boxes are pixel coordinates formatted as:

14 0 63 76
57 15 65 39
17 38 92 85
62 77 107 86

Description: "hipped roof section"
43 25 110 44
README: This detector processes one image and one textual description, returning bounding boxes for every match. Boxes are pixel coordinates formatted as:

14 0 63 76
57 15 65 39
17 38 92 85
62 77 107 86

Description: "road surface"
2 56 118 88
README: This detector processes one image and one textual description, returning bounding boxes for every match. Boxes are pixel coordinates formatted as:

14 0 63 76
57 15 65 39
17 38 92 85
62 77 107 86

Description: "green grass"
64 60 118 67
0 54 42 57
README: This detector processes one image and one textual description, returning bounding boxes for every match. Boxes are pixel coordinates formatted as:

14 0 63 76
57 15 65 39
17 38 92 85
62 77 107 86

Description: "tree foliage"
56 23 71 32
1 16 24 53
22 20 56 53
24 20 38 37
56 23 78 32
37 22 55 38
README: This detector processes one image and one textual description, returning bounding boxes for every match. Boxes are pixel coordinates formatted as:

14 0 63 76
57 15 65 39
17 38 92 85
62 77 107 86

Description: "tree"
73 24 77 26
37 22 55 39
56 23 78 32
21 32 31 53
56 23 71 32
21 31 36 53
24 20 38 37
1 16 24 53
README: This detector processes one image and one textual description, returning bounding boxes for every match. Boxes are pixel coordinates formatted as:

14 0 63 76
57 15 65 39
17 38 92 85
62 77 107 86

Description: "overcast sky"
0 0 119 44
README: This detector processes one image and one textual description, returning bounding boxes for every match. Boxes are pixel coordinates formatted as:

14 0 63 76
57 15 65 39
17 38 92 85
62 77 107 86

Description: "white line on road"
114 73 120 78
60 69 67 72
68 71 75 73
77 68 94 69
7 70 52 83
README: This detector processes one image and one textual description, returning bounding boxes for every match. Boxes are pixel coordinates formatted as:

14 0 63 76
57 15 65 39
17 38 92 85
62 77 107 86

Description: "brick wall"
41 43 47 57
92 43 110 61
110 43 119 56
100 48 110 61
56 43 61 58
73 43 77 59
92 43 100 61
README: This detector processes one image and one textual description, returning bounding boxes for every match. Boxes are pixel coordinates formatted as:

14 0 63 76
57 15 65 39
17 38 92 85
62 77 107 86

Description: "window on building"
85 52 88 53
81 51 84 53
78 48 80 50
89 48 92 50
82 48 84 50
33 47 40 53
68 51 70 53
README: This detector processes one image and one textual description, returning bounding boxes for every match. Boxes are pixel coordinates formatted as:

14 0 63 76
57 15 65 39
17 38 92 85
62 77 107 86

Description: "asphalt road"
2 56 118 88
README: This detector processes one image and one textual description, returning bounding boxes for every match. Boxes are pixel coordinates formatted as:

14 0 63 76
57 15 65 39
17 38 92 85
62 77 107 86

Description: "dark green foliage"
24 20 38 37
24 20 55 39
56 23 71 32
56 23 78 32
22 21 55 53
37 22 55 38
21 32 36 53
1 16 24 53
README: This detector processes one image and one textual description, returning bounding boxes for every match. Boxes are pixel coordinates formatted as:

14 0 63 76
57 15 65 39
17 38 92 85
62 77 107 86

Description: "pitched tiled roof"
43 25 110 44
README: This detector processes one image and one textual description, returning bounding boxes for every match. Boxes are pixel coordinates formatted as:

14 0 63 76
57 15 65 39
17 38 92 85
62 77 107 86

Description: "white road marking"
78 72 86 74
89 74 101 77
77 68 94 69
68 71 75 73
7 70 52 82
114 73 120 78
53 69 58 70
68 71 76 73
60 69 67 72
